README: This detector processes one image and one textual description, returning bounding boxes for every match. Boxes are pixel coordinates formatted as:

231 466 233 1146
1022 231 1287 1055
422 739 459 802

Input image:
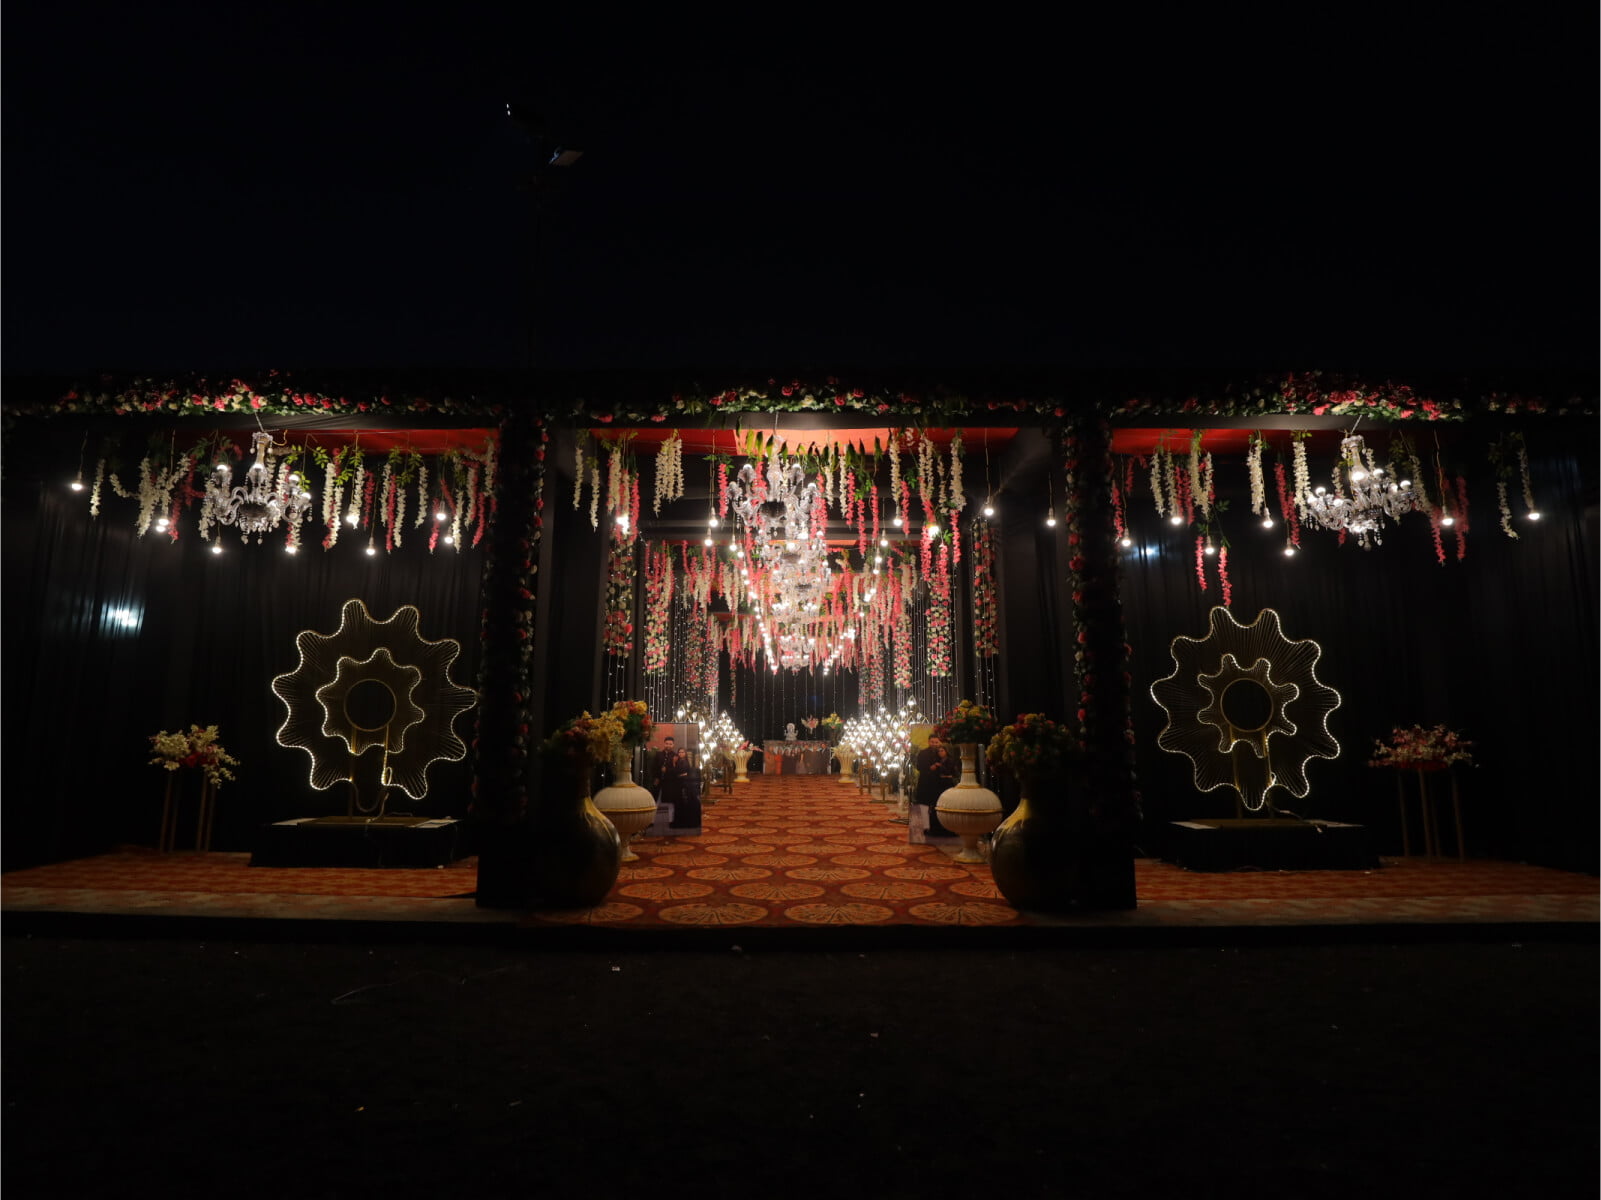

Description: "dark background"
4 6 1595 373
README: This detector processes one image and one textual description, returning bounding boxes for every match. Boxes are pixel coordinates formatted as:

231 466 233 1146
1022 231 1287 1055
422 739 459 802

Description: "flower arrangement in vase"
149 724 240 789
933 700 998 747
1369 724 1474 769
985 713 1079 791
818 713 845 745
607 699 654 749
540 710 624 778
802 715 820 738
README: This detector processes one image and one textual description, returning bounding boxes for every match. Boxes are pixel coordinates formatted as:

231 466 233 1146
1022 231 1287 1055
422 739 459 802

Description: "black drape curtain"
725 659 858 746
1118 428 1598 872
3 481 485 869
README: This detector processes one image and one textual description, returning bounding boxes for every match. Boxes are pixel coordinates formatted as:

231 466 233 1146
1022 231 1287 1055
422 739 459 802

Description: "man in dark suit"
656 736 701 831
913 739 956 837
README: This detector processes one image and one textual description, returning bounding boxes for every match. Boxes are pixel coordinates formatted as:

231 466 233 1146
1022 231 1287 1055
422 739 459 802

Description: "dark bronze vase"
529 780 622 908
988 786 1082 913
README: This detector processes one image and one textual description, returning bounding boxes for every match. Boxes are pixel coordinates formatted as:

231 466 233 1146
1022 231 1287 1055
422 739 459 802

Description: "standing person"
914 739 957 837
656 736 701 831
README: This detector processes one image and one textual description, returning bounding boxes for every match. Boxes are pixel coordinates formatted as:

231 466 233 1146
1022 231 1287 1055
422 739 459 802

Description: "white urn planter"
591 747 657 863
935 743 1003 863
833 744 855 783
732 748 752 783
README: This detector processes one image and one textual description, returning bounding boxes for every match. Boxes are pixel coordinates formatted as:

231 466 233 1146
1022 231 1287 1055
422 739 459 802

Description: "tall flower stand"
1395 762 1466 861
833 745 855 783
732 749 752 783
592 747 656 863
159 772 217 854
935 744 1003 864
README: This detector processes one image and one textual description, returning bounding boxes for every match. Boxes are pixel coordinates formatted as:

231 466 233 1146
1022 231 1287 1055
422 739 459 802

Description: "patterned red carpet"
3 774 1595 929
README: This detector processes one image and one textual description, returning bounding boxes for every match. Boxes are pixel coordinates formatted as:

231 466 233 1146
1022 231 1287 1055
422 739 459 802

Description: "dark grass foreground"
4 936 1596 1199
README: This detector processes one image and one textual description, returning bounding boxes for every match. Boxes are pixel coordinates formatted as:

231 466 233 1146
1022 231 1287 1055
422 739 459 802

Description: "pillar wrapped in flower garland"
1062 415 1139 909
471 407 545 907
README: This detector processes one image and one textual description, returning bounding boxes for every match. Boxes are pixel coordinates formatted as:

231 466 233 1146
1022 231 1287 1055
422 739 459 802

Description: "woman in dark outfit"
913 740 957 836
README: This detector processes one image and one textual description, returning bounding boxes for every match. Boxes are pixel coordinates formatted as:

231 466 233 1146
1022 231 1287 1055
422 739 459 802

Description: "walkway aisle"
533 774 1014 928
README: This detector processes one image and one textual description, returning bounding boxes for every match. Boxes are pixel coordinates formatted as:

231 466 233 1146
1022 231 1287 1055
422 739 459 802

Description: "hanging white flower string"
1515 433 1540 520
344 455 365 529
573 435 586 511
1496 481 1518 539
1291 436 1312 520
948 431 965 514
392 465 406 548
89 457 106 518
415 463 428 528
1247 432 1268 524
589 462 601 530
1149 444 1167 520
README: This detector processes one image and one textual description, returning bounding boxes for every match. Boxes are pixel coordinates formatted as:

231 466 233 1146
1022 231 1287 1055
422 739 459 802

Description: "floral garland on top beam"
13 369 1591 430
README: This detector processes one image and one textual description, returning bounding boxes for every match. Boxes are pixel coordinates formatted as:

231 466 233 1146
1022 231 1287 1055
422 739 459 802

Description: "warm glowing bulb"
879 536 888 547
1169 514 1183 526
1351 469 1366 482
709 516 719 528
345 514 358 526
216 462 228 473
983 503 994 517
1441 514 1454 526
928 523 940 535
211 543 223 555
366 545 377 556
1283 544 1297 557
1204 544 1216 556
892 515 903 527
1120 536 1133 548
1262 516 1274 528
1527 510 1542 521
70 479 84 491
1045 513 1057 528
435 510 447 521
286 544 298 554
444 534 455 545
704 536 714 546
155 517 169 529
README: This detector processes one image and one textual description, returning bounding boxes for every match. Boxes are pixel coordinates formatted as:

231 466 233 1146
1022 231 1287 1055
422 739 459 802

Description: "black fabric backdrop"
4 422 1595 874
1117 428 1598 872
3 479 485 869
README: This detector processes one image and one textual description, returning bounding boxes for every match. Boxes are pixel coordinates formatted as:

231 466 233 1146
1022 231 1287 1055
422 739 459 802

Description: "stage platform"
251 816 466 869
1167 818 1380 872
2 776 1594 943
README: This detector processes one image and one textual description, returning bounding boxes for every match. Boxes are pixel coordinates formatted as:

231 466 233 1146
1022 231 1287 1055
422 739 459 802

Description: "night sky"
4 7 1594 376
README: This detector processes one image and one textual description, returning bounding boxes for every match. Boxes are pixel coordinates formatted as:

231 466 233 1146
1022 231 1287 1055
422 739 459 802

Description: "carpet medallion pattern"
2 774 1595 930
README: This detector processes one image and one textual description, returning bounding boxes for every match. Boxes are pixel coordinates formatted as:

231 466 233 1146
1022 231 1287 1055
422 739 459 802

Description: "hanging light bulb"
704 535 714 546
1203 537 1216 557
210 543 223 555
1440 513 1455 527
285 544 298 555
443 533 455 545
709 515 720 529
1283 542 1297 557
983 500 994 517
345 513 359 527
435 509 447 522
892 513 903 527
1261 515 1274 529
366 542 378 557
1045 508 1057 528
1169 514 1183 526
1527 510 1542 521
70 475 84 492
1119 535 1133 548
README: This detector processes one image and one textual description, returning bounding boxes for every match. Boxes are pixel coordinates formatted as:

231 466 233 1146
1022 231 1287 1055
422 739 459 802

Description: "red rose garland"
971 518 999 657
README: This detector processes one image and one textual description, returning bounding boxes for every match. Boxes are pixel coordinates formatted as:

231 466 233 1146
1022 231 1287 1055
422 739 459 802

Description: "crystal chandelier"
726 449 838 669
206 430 314 544
1302 434 1417 549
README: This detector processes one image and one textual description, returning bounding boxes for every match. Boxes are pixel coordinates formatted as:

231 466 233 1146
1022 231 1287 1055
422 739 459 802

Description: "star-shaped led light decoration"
273 599 477 801
1151 607 1340 811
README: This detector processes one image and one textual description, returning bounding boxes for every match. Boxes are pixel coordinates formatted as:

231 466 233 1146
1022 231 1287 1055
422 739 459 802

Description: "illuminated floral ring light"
1150 607 1340 813
273 599 477 815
